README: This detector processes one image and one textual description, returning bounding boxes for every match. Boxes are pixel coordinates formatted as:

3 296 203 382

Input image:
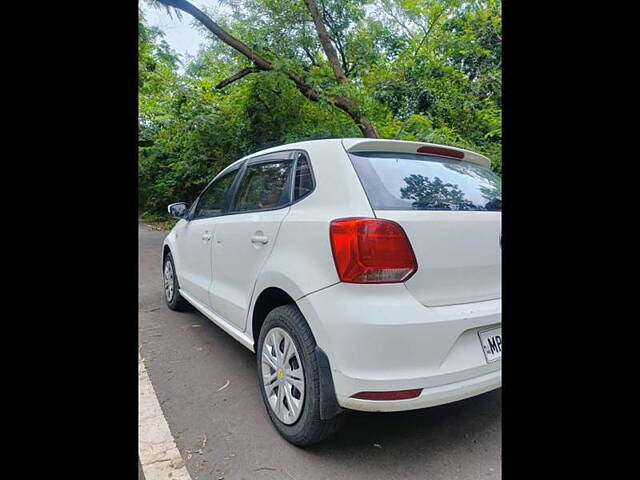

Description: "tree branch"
164 0 274 71
215 67 259 89
413 8 448 57
302 46 319 66
322 7 350 76
155 0 377 137
381 0 414 37
302 0 347 83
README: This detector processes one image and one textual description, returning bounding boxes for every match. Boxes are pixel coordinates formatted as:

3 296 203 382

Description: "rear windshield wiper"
411 202 454 210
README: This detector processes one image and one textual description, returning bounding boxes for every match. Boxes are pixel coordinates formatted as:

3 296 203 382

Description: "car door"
208 152 297 331
173 166 241 306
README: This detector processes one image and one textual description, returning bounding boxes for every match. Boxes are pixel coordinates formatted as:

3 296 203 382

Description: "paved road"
139 224 501 480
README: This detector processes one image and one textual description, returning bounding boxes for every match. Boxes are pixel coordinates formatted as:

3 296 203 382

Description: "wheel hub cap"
261 327 305 425
164 261 174 302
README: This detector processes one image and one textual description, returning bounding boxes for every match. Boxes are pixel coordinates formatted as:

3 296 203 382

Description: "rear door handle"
250 235 268 245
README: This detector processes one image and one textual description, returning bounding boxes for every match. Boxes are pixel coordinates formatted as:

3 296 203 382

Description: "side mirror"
168 202 189 220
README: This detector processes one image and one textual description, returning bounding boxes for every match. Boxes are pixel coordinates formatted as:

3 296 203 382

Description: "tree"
150 0 379 137
138 2 502 217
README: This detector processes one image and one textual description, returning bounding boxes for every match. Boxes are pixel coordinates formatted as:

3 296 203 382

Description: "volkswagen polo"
162 138 502 446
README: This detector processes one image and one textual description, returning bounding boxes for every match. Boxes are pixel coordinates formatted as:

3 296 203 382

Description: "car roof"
218 138 491 177
217 139 345 176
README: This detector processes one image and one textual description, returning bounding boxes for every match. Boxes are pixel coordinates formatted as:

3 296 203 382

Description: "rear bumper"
338 367 501 412
296 283 501 413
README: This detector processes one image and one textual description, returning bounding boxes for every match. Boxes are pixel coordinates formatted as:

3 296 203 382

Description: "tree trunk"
357 116 379 138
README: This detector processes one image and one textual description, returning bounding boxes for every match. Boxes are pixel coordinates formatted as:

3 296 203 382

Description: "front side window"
193 168 239 219
349 152 501 211
233 160 293 212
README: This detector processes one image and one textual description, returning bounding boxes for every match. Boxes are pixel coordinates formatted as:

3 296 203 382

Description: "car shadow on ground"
310 389 501 455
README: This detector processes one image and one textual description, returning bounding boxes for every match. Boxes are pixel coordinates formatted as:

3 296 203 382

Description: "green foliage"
139 1 501 217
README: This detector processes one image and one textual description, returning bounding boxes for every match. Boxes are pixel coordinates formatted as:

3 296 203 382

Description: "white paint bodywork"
163 138 501 412
378 210 502 306
297 284 501 411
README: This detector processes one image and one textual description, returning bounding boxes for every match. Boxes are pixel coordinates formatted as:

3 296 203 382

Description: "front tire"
257 305 344 446
163 252 189 311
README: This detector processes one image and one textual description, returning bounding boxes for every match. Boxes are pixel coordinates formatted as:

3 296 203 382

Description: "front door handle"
250 234 268 245
202 233 212 242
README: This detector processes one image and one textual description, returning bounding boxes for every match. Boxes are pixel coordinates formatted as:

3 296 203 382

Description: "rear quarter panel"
249 141 374 342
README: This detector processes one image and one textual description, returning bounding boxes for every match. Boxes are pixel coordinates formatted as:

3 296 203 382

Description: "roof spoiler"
341 139 491 169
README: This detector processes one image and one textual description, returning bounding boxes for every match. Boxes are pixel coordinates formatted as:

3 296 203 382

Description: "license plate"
478 327 502 363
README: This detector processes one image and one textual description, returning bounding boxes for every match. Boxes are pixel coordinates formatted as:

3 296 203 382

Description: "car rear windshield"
349 152 501 211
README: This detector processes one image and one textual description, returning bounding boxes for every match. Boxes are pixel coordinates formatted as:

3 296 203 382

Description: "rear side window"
233 160 293 212
193 168 239 219
349 152 501 211
293 153 314 201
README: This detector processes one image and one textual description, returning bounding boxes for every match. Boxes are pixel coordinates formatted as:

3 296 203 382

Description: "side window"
233 160 293 212
193 168 239 219
293 153 314 201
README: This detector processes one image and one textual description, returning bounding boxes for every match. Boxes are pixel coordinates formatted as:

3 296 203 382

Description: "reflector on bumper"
351 389 423 401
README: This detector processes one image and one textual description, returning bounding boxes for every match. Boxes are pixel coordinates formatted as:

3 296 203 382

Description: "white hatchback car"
162 138 501 445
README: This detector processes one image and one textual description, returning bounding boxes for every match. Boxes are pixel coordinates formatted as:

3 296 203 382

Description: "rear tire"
257 304 345 446
163 252 190 311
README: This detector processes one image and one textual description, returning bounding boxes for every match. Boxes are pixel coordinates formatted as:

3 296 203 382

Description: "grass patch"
139 214 177 232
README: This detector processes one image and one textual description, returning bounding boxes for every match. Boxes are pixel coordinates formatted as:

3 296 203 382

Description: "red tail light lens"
351 389 423 401
329 218 417 283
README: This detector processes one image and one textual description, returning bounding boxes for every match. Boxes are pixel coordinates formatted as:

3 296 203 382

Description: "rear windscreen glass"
349 152 501 211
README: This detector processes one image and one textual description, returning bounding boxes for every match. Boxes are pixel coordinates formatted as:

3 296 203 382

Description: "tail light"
329 218 417 283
